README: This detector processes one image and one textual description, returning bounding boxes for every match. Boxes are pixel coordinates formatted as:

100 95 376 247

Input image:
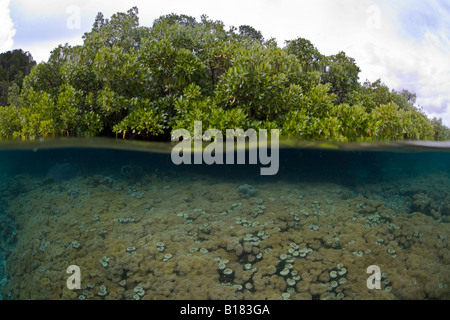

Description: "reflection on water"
0 138 449 300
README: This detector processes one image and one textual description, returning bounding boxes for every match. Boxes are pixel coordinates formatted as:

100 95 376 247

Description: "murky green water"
0 138 449 300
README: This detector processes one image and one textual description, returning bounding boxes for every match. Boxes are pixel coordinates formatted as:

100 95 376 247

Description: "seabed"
0 139 449 300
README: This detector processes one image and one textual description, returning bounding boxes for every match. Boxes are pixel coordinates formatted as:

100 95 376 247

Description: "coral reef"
0 168 449 300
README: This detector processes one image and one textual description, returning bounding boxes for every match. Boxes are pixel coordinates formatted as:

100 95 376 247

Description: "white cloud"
11 0 90 17
0 0 16 53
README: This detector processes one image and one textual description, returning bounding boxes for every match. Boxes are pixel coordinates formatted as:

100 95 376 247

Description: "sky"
1 0 449 126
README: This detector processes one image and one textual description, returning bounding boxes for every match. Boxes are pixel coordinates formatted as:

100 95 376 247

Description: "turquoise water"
0 139 449 300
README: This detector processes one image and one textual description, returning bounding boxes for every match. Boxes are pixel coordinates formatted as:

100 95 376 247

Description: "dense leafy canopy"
0 7 449 141
0 49 36 106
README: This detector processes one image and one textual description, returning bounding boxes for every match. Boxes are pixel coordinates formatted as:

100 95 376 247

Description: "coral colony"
2 167 449 300
171 121 280 176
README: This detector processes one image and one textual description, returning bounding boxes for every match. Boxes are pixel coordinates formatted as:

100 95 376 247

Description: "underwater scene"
0 139 449 300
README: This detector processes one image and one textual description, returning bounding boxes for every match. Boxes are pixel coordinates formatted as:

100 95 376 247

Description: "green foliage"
215 42 304 122
348 79 391 112
238 25 264 43
23 55 63 96
16 89 57 139
348 79 417 113
170 84 249 134
0 8 448 142
321 51 361 104
403 108 434 140
431 118 450 141
0 105 20 139
113 98 167 138
83 7 148 52
0 49 36 106
54 84 83 136
369 102 408 140
329 103 371 141
285 37 324 71
7 82 21 106
282 90 370 142
138 38 205 97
